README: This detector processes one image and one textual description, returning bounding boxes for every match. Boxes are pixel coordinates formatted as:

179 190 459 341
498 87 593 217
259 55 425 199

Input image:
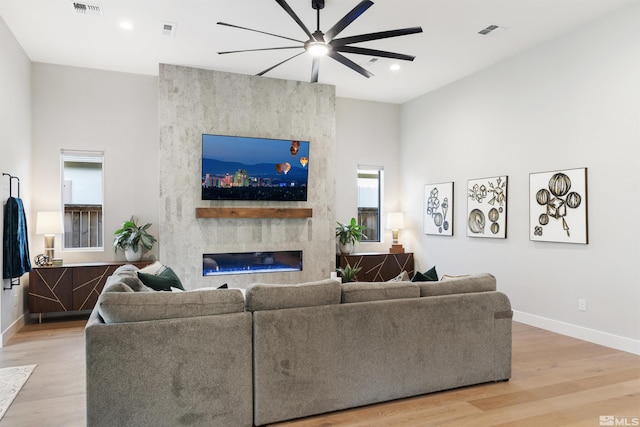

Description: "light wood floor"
0 320 638 427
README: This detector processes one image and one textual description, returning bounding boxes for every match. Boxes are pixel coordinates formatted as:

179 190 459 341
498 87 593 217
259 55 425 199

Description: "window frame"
60 150 105 252
356 165 383 243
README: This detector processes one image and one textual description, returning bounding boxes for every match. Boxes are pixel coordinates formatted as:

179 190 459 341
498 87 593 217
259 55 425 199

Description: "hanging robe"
3 196 32 279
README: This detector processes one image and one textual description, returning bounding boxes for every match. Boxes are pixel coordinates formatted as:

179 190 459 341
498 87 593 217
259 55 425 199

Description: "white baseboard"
1 313 26 348
513 310 640 355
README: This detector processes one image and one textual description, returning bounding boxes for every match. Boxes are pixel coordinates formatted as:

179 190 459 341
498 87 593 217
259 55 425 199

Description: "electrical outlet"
578 299 587 312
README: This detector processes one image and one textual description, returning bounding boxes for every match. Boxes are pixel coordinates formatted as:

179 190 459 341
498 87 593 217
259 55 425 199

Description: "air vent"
160 21 177 37
72 2 103 16
478 24 506 35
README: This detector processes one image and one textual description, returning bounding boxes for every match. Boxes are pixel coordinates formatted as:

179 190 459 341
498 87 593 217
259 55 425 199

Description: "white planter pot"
338 242 353 255
125 246 143 262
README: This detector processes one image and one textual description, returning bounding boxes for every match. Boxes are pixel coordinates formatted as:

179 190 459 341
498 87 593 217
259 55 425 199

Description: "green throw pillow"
424 266 438 281
411 266 438 282
137 267 185 291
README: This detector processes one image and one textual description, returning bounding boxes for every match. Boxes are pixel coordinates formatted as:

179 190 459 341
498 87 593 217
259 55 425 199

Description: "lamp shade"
386 212 405 230
36 211 64 235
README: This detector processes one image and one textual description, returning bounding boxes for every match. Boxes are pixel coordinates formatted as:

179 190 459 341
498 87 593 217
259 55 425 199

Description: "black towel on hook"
3 196 32 279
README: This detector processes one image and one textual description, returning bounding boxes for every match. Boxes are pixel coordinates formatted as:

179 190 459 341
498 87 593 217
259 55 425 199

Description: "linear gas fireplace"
203 251 303 276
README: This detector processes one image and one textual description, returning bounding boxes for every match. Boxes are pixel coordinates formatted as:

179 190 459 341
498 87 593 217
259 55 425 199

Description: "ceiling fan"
217 0 423 82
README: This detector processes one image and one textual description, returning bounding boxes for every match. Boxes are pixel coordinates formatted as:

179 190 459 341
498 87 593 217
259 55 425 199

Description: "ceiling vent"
160 21 177 37
72 2 103 17
478 24 506 35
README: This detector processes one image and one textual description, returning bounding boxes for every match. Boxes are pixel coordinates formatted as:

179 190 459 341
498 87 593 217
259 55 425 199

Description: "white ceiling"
1 0 637 104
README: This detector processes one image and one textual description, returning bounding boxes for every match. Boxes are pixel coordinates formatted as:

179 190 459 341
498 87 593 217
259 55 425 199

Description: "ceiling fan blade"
218 46 302 55
311 57 320 83
327 51 373 78
275 0 314 40
334 45 415 61
324 0 373 42
257 51 306 76
331 27 423 47
217 22 305 44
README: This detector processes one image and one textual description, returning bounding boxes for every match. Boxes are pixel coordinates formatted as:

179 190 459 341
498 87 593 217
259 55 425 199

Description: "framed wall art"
529 167 588 244
466 175 508 239
424 182 453 236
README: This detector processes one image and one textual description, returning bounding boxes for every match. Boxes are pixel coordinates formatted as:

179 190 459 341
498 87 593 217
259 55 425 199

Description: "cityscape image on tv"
202 134 310 201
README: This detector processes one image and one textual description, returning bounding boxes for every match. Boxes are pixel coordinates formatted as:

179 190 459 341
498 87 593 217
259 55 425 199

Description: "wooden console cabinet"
29 261 149 321
336 252 414 282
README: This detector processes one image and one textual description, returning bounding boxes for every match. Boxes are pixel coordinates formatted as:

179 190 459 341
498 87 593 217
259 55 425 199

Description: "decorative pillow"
138 261 163 274
218 283 228 289
138 267 184 291
245 279 341 312
411 266 438 282
387 271 410 282
341 281 419 303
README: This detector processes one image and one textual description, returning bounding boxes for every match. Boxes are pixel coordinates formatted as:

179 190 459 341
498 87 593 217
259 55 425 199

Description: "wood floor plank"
0 319 638 427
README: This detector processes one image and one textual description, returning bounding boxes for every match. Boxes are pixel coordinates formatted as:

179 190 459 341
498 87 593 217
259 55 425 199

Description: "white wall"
335 98 402 253
401 4 640 353
31 63 159 264
0 16 31 344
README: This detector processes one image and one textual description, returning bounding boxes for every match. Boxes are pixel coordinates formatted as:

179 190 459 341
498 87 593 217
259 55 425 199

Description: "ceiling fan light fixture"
307 42 329 56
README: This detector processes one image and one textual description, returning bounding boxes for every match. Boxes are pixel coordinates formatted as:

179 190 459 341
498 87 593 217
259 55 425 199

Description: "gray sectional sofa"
85 268 512 427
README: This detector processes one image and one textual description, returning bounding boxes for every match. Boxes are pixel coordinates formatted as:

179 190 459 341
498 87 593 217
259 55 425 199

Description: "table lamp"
387 212 405 253
36 211 64 265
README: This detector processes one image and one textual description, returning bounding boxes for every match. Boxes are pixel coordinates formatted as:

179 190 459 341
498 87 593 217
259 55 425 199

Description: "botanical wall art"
529 167 588 244
424 182 454 236
467 175 508 239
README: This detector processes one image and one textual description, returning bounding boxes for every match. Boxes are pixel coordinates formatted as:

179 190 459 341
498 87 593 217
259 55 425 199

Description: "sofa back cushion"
341 281 420 303
418 273 496 297
97 287 245 323
245 279 341 312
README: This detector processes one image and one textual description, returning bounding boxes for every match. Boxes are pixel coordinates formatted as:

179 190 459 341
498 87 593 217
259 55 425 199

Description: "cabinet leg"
38 313 42 324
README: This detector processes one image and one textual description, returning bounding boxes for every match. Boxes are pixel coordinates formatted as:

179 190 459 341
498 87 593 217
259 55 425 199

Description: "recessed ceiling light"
119 21 133 30
390 63 401 71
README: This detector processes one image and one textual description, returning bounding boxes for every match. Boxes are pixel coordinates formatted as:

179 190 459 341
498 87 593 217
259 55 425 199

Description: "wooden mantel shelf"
195 207 312 219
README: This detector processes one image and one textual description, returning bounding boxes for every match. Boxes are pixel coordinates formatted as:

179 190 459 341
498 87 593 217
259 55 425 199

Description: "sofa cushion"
418 273 497 297
245 279 341 312
97 288 245 323
341 281 420 303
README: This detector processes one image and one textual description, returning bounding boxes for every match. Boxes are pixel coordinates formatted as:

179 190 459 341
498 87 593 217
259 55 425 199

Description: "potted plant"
113 216 157 262
335 217 366 255
336 262 362 283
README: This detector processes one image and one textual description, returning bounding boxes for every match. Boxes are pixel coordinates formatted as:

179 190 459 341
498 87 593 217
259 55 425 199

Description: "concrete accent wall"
158 65 336 288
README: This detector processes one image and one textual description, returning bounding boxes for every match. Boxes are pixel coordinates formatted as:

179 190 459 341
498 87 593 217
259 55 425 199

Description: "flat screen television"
202 134 310 201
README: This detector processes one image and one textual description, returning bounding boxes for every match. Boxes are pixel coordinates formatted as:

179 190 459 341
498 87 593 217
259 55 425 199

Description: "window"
61 151 104 250
357 166 383 242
